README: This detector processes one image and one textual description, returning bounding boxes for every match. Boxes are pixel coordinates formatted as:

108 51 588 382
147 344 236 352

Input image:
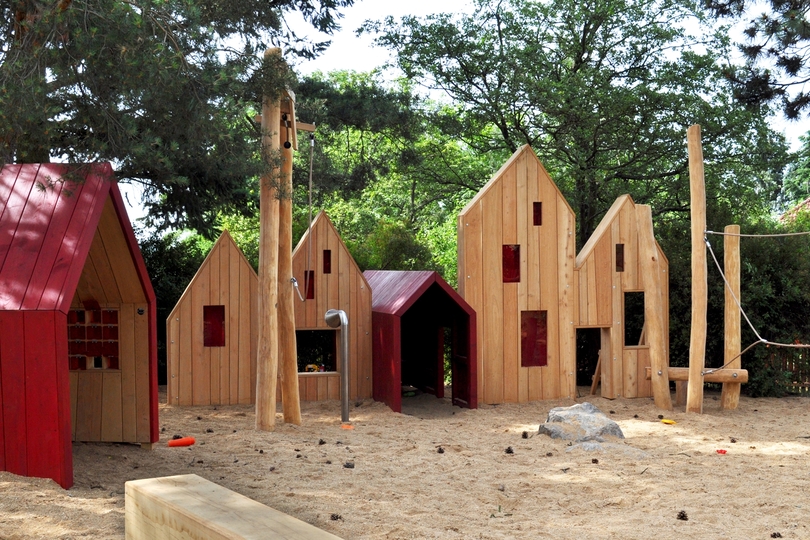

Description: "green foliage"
745 349 794 397
704 0 810 117
0 0 354 234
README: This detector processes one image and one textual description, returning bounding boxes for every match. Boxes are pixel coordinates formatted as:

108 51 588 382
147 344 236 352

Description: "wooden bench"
125 474 344 540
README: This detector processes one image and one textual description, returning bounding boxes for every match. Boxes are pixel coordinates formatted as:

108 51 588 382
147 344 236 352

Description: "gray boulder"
538 402 625 442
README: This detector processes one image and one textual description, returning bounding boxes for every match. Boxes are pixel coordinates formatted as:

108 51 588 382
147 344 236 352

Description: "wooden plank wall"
458 146 576 404
167 231 257 407
0 311 73 488
70 198 152 444
573 196 668 399
292 211 373 400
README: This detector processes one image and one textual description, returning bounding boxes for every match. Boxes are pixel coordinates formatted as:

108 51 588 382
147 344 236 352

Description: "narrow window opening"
615 243 625 272
305 270 315 299
203 305 226 347
521 311 548 367
533 202 543 226
323 250 332 274
502 244 521 283
624 292 646 346
296 330 337 372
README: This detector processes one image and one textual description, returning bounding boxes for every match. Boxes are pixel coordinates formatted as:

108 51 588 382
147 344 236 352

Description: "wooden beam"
277 115 302 425
255 48 282 432
125 474 344 540
721 224 742 409
637 204 672 410
645 366 748 384
590 350 601 395
686 124 707 414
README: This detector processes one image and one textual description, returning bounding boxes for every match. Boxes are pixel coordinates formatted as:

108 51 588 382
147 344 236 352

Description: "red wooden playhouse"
364 270 477 413
0 163 158 489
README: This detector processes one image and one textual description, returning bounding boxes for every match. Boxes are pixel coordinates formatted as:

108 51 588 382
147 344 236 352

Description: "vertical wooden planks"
191 261 209 405
610 219 623 398
502 162 519 402
101 372 123 442
460 203 484 404
482 179 504 404
237 260 252 404
134 303 150 441
74 371 103 441
120 303 138 440
167 310 180 406
178 292 193 406
208 243 221 405
721 224 742 409
558 199 576 398
538 167 559 400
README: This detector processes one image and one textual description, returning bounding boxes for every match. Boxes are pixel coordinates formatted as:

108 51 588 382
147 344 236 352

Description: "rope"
703 235 810 374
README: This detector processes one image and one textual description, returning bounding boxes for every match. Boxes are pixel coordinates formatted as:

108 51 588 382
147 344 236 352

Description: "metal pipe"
325 309 349 422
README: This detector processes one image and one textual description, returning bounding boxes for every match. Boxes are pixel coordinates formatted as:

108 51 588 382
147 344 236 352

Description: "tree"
704 0 810 118
0 0 354 234
365 0 790 244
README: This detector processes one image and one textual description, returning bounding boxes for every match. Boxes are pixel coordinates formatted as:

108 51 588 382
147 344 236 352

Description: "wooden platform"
125 474 343 540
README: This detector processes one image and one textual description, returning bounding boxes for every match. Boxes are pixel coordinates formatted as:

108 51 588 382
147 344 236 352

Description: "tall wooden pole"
255 48 282 431
721 224 742 409
637 205 672 410
277 96 302 425
686 124 707 414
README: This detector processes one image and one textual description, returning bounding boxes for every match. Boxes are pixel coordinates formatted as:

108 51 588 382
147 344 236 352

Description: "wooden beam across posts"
645 366 748 384
721 224 742 409
637 204 672 410
277 93 302 425
686 124 708 414
255 48 283 432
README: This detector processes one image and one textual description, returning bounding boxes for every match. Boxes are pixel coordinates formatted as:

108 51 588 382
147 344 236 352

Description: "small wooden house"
0 163 158 489
166 230 258 406
364 270 477 413
574 195 669 399
458 145 577 404
291 211 372 401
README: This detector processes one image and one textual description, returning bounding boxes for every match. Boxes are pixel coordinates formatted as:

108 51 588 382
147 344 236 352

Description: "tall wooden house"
458 145 577 404
574 195 669 399
291 211 372 401
166 230 258 406
0 163 158 489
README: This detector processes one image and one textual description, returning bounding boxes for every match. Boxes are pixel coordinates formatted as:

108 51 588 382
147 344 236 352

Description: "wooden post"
255 48 283 431
686 124 707 414
277 95 302 425
637 204 672 410
721 224 742 409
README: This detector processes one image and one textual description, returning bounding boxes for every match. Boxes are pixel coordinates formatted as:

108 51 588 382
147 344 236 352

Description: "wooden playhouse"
364 270 477 413
457 146 670 404
574 194 669 399
0 163 158 489
458 145 577 404
167 230 258 406
291 211 372 401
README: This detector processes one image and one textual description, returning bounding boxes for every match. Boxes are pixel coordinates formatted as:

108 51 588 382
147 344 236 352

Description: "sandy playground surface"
1 387 809 539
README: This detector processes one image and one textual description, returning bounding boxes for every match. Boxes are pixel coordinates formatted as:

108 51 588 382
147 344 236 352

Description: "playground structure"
458 145 672 405
166 230 258 407
365 270 477 413
0 163 158 489
290 211 373 402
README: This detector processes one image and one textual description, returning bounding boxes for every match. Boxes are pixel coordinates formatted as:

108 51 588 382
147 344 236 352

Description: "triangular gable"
459 144 575 217
0 163 150 313
365 270 474 318
168 230 256 321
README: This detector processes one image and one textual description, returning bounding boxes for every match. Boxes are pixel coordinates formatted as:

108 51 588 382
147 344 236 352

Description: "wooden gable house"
291 211 372 401
458 145 577 404
574 195 669 399
0 163 158 489
167 230 258 407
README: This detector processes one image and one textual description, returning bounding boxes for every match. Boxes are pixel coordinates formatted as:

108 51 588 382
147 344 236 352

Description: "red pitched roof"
0 163 141 312
364 270 474 317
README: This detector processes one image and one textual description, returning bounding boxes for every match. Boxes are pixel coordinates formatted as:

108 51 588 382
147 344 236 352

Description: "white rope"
705 230 810 238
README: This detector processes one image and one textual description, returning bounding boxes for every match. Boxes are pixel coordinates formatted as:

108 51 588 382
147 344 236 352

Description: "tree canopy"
0 0 353 233
705 0 810 118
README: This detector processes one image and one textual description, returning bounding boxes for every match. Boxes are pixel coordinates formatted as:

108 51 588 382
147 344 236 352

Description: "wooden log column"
277 95 302 425
686 124 707 414
721 224 742 409
255 48 282 431
637 204 672 410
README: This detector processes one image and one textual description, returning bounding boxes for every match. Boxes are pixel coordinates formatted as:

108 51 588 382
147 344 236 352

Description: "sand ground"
1 387 809 539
